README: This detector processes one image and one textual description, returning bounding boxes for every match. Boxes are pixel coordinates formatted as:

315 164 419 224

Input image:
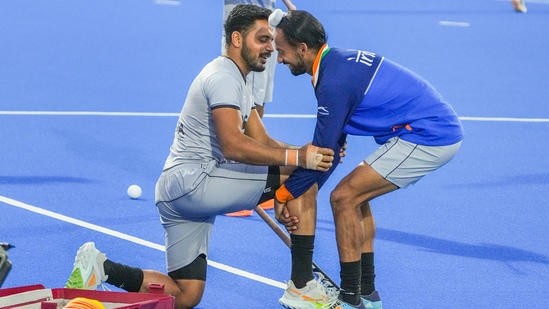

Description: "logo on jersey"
347 50 377 67
318 106 330 116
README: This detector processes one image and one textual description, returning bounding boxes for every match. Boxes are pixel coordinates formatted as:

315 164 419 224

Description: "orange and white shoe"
65 242 108 290
512 0 527 13
279 278 338 309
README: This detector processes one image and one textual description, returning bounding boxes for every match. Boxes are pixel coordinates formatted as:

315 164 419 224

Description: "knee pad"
168 254 207 281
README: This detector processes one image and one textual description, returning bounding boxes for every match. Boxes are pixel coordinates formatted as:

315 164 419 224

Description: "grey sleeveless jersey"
163 56 254 170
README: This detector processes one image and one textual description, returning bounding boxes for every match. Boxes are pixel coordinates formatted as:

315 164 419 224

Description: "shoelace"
98 283 111 291
314 272 340 301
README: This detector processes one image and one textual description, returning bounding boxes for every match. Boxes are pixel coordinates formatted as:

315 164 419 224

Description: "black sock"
340 260 361 305
290 234 315 289
360 252 376 296
104 259 144 292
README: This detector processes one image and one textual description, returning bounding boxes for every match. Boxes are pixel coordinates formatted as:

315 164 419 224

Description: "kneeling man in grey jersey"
65 4 335 309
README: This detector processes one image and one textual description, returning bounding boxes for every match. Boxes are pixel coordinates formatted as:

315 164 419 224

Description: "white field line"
439 21 470 27
154 0 180 6
0 110 548 122
0 195 286 290
459 116 549 122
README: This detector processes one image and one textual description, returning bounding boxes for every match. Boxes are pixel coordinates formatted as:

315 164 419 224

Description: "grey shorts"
155 160 269 272
365 137 462 188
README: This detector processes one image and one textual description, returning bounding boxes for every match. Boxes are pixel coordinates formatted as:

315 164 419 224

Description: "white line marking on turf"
439 21 470 27
266 113 317 119
0 195 286 290
0 111 180 117
459 116 549 122
1 111 548 122
154 0 180 6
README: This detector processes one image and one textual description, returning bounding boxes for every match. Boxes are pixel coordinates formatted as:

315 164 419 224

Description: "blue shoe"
329 299 367 309
361 291 382 309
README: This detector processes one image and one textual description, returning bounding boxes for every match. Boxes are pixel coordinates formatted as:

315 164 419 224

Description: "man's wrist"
275 184 295 203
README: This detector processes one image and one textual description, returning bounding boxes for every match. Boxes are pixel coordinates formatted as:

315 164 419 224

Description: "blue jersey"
284 46 464 199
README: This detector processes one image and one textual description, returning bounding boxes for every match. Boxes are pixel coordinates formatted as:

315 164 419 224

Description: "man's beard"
288 53 307 76
242 42 269 72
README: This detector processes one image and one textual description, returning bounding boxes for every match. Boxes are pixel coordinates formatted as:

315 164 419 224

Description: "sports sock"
360 252 376 296
340 260 361 305
104 260 144 292
290 234 315 289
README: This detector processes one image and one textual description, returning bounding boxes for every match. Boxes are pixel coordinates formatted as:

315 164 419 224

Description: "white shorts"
155 160 269 272
365 137 462 188
247 56 276 106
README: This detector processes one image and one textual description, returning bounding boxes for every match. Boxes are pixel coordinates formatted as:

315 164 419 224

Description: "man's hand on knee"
274 199 299 233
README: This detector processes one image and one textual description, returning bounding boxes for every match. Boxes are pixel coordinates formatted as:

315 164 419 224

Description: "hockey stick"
254 205 340 290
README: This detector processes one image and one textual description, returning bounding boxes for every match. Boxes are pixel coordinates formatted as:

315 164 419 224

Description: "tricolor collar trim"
312 44 330 87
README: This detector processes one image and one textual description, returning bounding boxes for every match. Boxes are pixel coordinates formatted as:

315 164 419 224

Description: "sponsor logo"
318 106 329 116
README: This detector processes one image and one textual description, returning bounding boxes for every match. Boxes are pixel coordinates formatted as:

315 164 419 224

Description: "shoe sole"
65 267 86 289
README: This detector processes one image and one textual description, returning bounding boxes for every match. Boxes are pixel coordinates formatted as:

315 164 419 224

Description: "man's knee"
330 187 349 210
168 254 207 281
330 185 365 213
168 254 207 309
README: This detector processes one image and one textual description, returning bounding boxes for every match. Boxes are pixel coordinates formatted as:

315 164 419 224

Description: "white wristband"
285 149 298 166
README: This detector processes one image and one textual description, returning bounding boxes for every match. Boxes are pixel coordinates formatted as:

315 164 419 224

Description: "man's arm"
212 106 284 165
279 82 358 202
281 0 296 11
212 107 334 170
243 108 294 148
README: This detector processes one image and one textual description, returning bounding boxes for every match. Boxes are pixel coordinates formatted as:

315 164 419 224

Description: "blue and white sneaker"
361 291 382 309
328 290 382 309
328 299 367 309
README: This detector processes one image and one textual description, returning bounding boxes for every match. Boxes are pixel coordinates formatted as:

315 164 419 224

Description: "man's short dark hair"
224 4 272 46
277 10 327 51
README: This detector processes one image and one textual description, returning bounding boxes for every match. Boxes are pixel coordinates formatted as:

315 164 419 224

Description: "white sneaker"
65 242 108 290
279 278 337 309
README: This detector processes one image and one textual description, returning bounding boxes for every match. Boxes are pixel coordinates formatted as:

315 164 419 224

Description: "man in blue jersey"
269 9 464 309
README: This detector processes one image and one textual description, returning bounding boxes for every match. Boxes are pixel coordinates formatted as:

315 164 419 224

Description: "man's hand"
274 199 299 233
339 141 347 163
297 143 334 171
